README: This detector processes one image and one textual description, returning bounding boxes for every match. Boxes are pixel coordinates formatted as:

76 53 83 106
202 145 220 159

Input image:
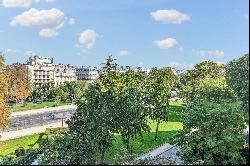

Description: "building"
76 66 99 83
54 64 76 86
25 56 77 87
25 55 152 87
25 56 55 87
133 66 151 75
116 66 151 75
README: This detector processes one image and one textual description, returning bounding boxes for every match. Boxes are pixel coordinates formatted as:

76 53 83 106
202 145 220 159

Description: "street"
4 109 75 132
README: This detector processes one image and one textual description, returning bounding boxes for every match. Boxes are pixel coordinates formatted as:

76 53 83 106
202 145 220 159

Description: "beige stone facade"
25 56 99 87
76 66 99 83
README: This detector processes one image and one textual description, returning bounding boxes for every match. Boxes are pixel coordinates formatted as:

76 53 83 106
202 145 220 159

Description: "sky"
0 0 249 69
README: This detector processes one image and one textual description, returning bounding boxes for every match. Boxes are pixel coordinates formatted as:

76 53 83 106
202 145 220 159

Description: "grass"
0 134 44 156
0 101 184 162
9 101 72 112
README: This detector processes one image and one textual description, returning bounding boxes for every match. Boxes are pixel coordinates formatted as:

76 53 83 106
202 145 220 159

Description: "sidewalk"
10 105 77 118
138 143 182 164
0 121 68 141
139 143 175 160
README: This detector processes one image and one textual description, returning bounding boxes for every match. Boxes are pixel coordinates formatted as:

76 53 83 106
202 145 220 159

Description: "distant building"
76 66 99 83
25 56 77 87
25 56 153 87
54 64 77 86
25 56 55 87
170 67 186 77
133 66 151 75
117 66 151 75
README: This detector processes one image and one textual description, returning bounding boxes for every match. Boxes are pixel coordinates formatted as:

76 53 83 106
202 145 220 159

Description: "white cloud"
169 62 194 70
39 28 58 37
78 29 99 49
10 8 65 37
25 50 35 56
119 50 129 56
10 8 64 28
151 9 190 24
44 0 55 2
2 0 56 8
197 49 225 57
6 48 17 53
69 18 76 25
153 38 177 49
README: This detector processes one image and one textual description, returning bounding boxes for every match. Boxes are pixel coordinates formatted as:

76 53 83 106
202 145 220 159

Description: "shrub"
15 147 25 157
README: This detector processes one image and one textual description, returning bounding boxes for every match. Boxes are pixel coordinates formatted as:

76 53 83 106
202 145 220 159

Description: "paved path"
5 109 75 132
0 121 68 141
10 105 77 118
0 105 76 141
138 143 182 164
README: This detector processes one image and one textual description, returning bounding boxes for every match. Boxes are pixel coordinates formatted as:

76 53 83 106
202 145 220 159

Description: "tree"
37 82 115 165
114 72 151 151
100 55 118 73
226 54 249 117
100 57 151 152
148 67 177 140
7 63 31 103
180 61 229 103
67 82 115 164
49 86 67 102
173 101 246 165
180 61 225 86
38 131 97 165
30 87 46 102
63 81 87 102
0 53 10 130
180 77 236 104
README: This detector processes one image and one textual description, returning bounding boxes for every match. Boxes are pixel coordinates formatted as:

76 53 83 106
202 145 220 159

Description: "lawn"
0 134 43 156
9 101 72 112
0 101 184 162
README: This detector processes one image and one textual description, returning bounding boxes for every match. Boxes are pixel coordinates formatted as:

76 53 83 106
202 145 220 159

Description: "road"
0 105 77 141
4 109 75 132
0 122 68 141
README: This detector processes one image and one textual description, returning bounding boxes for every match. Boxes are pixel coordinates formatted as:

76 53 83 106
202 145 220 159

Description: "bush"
173 101 246 165
15 147 25 157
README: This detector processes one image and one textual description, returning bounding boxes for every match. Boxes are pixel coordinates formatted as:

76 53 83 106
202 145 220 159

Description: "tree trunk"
155 120 160 140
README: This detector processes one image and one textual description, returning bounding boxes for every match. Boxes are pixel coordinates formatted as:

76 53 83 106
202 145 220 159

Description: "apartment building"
25 56 153 87
54 64 77 86
25 56 55 87
25 56 99 87
76 66 99 83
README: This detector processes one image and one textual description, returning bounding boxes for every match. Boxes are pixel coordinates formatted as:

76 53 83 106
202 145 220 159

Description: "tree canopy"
0 53 10 130
226 54 249 116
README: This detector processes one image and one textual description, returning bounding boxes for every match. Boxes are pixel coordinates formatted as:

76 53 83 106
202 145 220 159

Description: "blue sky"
0 0 249 69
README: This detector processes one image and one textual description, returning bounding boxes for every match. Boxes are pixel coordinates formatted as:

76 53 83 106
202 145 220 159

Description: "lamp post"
61 113 65 127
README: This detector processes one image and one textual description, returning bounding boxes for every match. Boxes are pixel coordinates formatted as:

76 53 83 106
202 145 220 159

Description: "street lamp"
61 113 65 127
